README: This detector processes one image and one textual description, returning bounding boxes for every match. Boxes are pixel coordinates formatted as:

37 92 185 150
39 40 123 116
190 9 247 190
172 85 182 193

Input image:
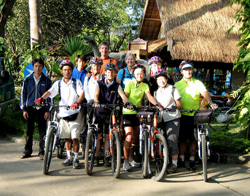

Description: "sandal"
19 152 31 159
39 154 44 160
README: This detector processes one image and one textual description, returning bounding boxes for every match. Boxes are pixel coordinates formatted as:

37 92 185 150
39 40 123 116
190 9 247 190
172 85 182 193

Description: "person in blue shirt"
116 53 135 90
72 54 88 85
72 54 89 134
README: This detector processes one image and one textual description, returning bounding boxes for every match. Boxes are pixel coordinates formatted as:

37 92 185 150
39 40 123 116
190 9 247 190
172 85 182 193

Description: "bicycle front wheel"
202 133 208 182
142 130 149 178
43 127 55 175
150 133 168 182
111 130 121 178
85 129 95 175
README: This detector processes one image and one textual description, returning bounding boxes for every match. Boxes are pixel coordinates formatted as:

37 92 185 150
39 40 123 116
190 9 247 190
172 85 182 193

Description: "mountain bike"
42 103 69 175
135 106 168 182
181 109 213 182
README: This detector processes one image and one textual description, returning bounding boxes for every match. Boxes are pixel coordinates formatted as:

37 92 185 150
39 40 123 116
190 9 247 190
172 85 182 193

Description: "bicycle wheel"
111 130 121 178
142 130 149 178
85 129 95 175
43 127 55 175
202 133 208 182
150 133 168 182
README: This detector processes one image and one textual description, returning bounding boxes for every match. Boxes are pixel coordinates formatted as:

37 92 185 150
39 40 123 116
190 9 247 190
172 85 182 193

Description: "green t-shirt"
174 77 207 116
123 79 150 114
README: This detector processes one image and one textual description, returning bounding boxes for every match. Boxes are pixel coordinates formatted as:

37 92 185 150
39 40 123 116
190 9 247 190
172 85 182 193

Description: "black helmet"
132 64 146 74
155 72 169 80
59 59 74 70
104 62 117 71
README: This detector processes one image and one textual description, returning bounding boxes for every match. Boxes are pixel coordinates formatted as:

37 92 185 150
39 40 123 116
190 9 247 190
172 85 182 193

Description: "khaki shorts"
59 112 82 139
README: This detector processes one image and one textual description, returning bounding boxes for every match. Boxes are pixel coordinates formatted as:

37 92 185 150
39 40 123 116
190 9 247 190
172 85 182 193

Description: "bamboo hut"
138 0 244 88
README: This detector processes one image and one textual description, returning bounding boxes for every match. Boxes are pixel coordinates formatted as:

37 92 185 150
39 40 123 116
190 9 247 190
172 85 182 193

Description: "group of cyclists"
19 41 218 174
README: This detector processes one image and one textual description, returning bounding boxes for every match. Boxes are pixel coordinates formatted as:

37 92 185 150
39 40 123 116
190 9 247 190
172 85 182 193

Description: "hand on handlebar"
35 97 44 106
170 105 176 112
209 102 218 110
93 101 100 108
125 102 134 110
70 102 79 110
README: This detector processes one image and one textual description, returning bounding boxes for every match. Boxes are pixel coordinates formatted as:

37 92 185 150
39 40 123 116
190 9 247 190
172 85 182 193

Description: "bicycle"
135 105 168 182
85 103 123 178
181 109 213 182
41 103 69 175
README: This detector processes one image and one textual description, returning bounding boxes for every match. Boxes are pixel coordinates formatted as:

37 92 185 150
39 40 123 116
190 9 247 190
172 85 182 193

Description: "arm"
84 76 91 102
202 91 218 109
118 89 129 104
145 91 157 105
175 98 182 109
116 78 122 85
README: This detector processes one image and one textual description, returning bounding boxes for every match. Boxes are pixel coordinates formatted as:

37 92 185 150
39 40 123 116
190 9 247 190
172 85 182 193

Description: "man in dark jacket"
20 58 52 160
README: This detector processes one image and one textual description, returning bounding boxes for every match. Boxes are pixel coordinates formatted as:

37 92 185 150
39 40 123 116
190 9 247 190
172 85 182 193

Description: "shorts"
59 112 81 139
160 119 180 156
179 115 196 143
97 118 109 135
123 114 140 127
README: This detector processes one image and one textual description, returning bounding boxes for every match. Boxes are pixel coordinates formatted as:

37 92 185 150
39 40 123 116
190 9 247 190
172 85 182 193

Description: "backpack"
120 67 133 89
58 78 78 100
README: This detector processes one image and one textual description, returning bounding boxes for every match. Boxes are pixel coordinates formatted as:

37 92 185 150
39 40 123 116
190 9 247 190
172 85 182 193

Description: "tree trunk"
29 0 42 49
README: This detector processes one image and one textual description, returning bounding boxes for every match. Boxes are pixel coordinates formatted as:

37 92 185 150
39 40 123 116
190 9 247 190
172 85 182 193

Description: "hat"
181 63 193 70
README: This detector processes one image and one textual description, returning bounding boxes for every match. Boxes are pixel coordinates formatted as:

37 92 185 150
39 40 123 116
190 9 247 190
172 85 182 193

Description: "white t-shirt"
48 78 84 117
84 74 104 102
154 84 181 122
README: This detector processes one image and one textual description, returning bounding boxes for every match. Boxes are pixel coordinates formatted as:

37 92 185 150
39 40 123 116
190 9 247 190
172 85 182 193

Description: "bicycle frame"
87 107 99 151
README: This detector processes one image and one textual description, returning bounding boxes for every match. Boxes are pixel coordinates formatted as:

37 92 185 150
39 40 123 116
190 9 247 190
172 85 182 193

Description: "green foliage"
229 0 250 130
0 37 8 52
210 128 250 154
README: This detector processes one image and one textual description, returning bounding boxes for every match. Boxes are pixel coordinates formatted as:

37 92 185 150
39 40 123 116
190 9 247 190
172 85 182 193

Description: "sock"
74 152 78 160
189 156 195 161
180 155 185 162
66 150 71 159
172 160 178 166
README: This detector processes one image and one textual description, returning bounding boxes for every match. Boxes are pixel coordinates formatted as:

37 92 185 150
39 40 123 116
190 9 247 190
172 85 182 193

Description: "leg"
130 126 139 159
24 107 36 156
95 134 102 157
37 108 47 156
123 126 133 161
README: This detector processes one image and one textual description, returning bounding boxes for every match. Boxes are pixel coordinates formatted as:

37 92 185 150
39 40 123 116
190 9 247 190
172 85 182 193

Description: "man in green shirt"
174 60 217 170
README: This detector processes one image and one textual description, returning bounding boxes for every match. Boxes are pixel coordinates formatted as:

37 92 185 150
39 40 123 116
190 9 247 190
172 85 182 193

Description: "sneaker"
94 156 100 167
178 160 185 168
104 157 111 166
129 159 140 168
62 158 73 166
123 161 131 171
168 164 178 173
188 160 196 171
73 159 81 169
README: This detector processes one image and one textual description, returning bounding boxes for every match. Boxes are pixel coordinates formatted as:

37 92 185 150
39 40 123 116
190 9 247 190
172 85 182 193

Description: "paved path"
0 138 250 196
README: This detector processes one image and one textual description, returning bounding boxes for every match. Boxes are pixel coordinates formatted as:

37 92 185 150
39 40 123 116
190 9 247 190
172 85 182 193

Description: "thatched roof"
148 38 167 53
139 0 241 63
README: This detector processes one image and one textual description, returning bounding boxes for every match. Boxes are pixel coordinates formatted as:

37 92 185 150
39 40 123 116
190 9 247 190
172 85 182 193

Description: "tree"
29 0 42 48
229 0 250 131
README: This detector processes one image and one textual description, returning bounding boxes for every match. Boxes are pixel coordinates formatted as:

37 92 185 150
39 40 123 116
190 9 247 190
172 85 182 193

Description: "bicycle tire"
150 133 168 182
202 133 208 182
142 130 149 178
111 130 121 178
85 129 95 175
43 127 55 175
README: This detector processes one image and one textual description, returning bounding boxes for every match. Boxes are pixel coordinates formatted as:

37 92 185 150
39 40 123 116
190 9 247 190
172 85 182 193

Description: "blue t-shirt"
117 67 134 89
72 66 87 86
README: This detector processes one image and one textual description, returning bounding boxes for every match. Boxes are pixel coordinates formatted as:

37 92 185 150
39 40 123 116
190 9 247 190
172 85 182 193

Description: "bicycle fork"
197 126 211 158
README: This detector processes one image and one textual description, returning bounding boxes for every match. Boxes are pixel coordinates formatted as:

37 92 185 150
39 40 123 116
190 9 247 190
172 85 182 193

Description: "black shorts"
96 118 109 134
179 115 196 142
123 114 140 127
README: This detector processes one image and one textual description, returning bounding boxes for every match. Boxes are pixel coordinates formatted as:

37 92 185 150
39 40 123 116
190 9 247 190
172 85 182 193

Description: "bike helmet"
154 72 169 80
59 59 74 70
180 60 193 70
132 64 146 74
89 57 102 65
148 56 162 65
104 62 117 71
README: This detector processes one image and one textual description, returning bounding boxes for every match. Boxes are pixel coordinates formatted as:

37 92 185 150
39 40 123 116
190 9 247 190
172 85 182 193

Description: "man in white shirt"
36 59 85 169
